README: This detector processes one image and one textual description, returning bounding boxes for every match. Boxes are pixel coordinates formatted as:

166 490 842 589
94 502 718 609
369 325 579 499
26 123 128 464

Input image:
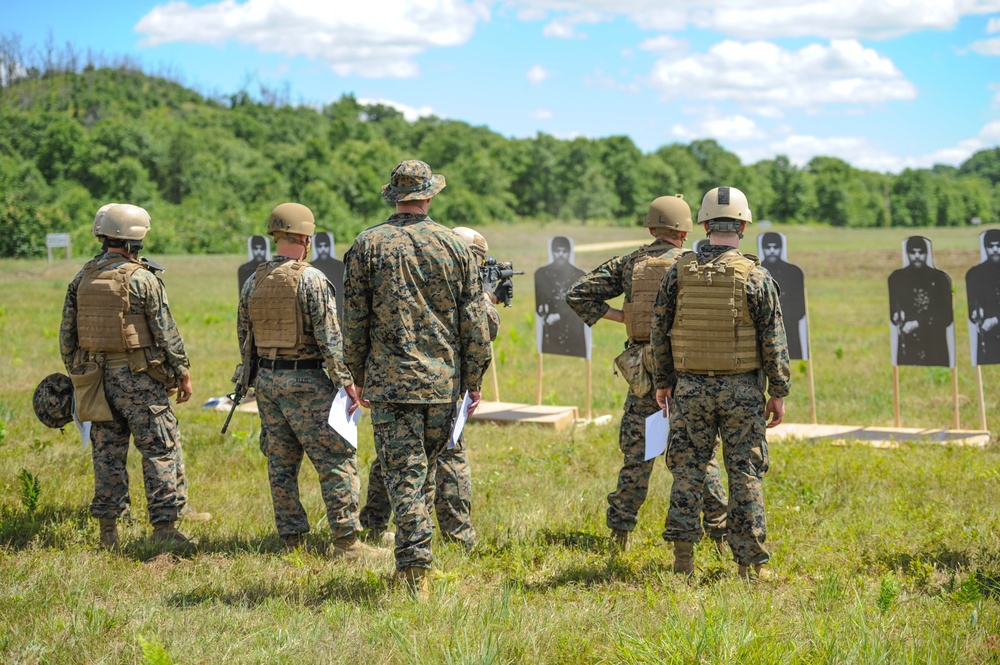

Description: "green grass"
1 222 999 663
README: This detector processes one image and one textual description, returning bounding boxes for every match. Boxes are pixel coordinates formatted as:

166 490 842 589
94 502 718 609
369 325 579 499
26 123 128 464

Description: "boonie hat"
33 373 74 429
381 160 446 203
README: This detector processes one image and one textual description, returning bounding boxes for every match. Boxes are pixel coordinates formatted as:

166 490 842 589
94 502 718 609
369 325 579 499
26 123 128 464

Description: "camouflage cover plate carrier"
249 260 318 359
672 249 762 374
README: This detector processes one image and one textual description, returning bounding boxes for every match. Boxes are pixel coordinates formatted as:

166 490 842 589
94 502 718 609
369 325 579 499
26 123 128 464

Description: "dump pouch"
70 362 114 422
614 344 653 397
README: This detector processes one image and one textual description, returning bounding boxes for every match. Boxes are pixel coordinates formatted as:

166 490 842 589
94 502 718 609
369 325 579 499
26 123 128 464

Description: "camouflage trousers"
664 372 770 566
609 390 727 538
89 367 182 525
360 433 476 550
370 401 454 572
256 368 360 539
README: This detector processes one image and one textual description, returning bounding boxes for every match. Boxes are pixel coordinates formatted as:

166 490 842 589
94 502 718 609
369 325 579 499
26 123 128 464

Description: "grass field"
1 222 1000 664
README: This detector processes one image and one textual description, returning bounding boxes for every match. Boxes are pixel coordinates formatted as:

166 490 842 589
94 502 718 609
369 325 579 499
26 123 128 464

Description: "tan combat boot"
738 564 772 582
672 541 695 575
151 521 196 553
400 567 430 602
179 507 213 522
362 529 396 547
282 534 303 552
330 533 384 559
610 528 629 553
99 518 119 550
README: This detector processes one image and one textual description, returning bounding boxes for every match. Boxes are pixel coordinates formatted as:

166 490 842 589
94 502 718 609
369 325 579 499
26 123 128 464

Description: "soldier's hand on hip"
765 397 784 428
176 374 194 404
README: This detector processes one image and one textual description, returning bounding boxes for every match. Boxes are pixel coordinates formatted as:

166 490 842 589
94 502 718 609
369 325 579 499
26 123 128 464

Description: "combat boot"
362 529 396 547
672 541 695 576
400 567 430 602
711 535 727 558
610 528 629 553
99 518 119 550
151 521 196 553
738 564 772 582
282 534 303 552
330 533 385 559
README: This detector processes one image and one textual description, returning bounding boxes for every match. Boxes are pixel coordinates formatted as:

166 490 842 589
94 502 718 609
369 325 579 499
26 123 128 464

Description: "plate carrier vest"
623 245 690 343
77 256 154 352
248 260 317 359
671 249 762 374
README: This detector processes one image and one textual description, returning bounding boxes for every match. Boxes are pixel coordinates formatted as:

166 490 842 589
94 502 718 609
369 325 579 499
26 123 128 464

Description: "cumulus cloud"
541 9 602 38
988 17 1000 32
649 39 916 111
506 0 1000 39
671 112 766 141
529 108 554 119
637 35 688 57
135 0 488 78
526 64 551 84
357 97 438 121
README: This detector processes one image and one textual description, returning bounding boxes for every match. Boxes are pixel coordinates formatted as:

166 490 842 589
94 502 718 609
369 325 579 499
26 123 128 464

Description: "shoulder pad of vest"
741 252 761 266
140 257 166 274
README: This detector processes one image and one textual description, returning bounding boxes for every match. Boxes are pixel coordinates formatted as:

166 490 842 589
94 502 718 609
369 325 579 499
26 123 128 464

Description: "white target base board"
768 423 991 448
471 401 580 430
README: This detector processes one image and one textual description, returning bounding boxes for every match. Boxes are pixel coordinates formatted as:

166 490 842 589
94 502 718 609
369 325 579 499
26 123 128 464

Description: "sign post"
45 233 71 263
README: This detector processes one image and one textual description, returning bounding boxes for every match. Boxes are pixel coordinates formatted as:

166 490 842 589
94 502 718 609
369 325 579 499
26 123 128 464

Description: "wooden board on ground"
206 394 259 414
768 423 992 447
471 401 579 430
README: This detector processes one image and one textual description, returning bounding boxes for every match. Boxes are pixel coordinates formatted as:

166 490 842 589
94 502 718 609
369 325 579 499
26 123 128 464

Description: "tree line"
1 34 999 258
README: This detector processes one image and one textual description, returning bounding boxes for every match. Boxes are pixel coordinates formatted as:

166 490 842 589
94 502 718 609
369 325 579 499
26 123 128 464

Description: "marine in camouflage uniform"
652 186 790 579
59 203 194 549
238 203 370 555
565 195 726 553
360 227 500 551
345 161 492 595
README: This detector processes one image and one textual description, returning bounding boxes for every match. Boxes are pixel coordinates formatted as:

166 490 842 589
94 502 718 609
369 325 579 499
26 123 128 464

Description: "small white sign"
46 233 71 248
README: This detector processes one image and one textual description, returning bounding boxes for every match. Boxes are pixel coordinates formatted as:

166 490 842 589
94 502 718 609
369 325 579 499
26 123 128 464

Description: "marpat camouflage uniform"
360 296 499 550
651 243 790 566
345 212 492 571
238 258 360 539
59 251 190 525
566 239 727 538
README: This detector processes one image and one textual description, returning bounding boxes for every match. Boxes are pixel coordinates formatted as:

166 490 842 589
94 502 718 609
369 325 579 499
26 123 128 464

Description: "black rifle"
221 330 258 434
480 257 524 307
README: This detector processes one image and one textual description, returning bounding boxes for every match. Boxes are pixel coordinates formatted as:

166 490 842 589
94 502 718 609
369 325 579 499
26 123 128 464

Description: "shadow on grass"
164 571 393 609
0 504 90 549
877 548 971 573
537 527 611 553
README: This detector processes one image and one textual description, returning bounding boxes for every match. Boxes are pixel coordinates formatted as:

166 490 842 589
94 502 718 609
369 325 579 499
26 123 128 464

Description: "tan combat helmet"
267 203 316 237
93 204 151 240
698 186 753 225
453 226 488 261
644 194 693 232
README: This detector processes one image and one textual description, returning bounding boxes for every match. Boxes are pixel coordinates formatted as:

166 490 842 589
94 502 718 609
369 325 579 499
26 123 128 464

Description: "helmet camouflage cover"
92 203 151 241
33 373 74 429
267 202 316 237
644 194 693 232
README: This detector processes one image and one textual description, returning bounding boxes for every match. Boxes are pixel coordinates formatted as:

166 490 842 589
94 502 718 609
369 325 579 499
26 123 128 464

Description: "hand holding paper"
328 387 362 448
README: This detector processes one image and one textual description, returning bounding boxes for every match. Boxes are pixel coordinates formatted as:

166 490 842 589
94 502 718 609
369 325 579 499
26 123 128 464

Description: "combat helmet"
453 226 488 261
644 195 693 232
698 186 752 225
33 373 74 429
267 203 316 237
92 204 151 240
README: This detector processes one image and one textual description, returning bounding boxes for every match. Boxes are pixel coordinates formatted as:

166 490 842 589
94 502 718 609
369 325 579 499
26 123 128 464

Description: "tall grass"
0 223 998 663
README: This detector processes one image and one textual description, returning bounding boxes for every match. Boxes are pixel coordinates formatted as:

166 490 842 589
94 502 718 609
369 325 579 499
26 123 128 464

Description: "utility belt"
258 357 323 371
83 350 130 369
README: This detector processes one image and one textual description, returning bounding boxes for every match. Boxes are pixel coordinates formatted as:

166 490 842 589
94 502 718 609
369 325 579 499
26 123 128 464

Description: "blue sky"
3 0 999 173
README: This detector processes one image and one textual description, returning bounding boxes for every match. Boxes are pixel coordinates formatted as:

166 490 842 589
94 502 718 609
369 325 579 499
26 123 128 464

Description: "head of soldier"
551 236 571 265
92 203 150 257
906 237 929 269
250 236 267 261
698 186 752 244
267 202 315 261
453 226 488 264
315 232 332 260
644 194 692 248
984 229 1000 263
381 160 446 215
761 232 783 265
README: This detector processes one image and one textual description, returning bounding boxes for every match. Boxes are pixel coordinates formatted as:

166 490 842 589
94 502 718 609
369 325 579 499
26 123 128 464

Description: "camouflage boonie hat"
381 160 446 203
33 373 74 429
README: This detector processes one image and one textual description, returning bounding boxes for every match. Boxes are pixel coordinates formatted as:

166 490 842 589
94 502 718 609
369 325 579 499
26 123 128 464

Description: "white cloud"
637 35 688 57
971 37 1000 54
584 68 640 93
526 64 551 84
136 0 489 78
357 97 438 122
529 109 554 119
506 0 1000 39
649 39 916 110
980 118 1000 139
541 9 602 38
988 17 1000 32
672 112 766 141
